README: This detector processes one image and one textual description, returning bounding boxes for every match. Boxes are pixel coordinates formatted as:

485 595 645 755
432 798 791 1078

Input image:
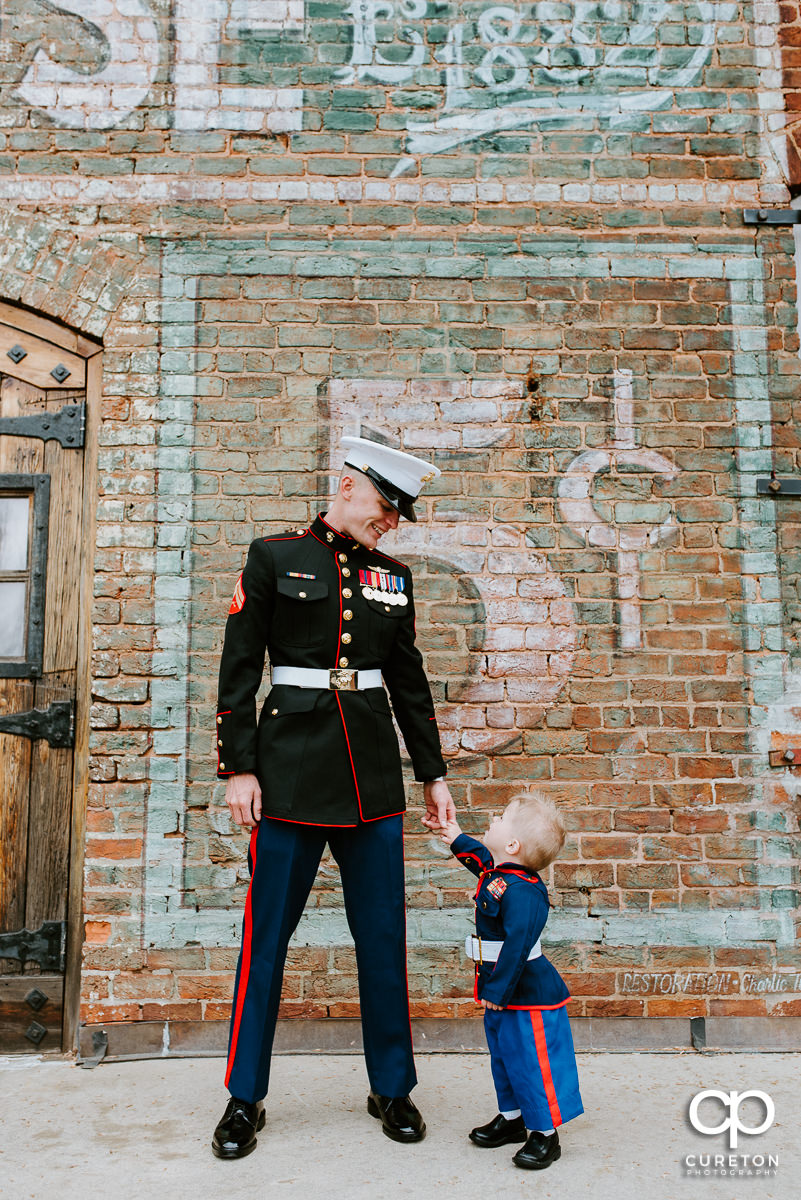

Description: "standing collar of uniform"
492 860 541 883
310 512 362 555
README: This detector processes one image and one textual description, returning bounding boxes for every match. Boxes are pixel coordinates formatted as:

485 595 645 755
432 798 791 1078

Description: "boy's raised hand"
439 816 462 845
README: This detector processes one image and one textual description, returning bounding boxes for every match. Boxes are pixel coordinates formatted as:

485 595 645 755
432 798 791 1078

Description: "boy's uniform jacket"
215 514 446 826
451 833 571 1010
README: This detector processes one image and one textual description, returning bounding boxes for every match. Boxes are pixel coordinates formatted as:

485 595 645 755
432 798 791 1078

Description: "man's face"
341 472 400 549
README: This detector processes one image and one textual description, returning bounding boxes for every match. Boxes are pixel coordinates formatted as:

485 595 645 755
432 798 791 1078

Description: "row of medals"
361 585 408 606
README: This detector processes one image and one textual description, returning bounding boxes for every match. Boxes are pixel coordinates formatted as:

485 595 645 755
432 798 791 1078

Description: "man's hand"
481 999 504 1011
225 772 262 829
421 779 455 831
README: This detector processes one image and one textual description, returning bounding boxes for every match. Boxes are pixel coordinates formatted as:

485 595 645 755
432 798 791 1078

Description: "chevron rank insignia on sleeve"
229 574 246 614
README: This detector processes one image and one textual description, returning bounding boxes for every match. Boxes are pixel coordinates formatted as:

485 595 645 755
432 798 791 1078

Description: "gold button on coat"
342 588 352 598
338 553 348 563
341 632 351 644
343 610 353 620
220 762 226 770
339 657 349 667
342 567 350 577
299 591 306 598
216 716 222 724
272 708 278 715
217 739 223 746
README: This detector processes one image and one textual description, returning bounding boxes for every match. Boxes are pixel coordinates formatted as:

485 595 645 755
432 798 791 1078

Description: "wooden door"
0 305 98 1052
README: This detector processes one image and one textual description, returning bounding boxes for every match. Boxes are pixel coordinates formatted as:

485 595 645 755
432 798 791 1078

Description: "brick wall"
1 3 800 1043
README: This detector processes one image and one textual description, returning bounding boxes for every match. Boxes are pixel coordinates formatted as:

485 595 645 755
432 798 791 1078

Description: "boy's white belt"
464 936 542 964
272 666 382 691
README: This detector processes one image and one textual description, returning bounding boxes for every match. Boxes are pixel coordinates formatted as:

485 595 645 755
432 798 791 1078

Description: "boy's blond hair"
507 792 565 871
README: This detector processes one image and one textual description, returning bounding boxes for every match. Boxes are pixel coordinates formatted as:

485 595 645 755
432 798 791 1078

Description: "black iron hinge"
0 920 66 972
0 401 85 448
0 700 74 747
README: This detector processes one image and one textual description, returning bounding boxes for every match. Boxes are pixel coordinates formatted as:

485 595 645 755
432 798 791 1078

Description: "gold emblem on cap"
421 470 436 483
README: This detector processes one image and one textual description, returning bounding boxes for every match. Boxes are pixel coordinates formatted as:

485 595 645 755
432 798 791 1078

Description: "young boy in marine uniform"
440 793 583 1170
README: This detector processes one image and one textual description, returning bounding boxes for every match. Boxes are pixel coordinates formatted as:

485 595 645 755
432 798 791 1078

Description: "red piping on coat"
334 690 365 821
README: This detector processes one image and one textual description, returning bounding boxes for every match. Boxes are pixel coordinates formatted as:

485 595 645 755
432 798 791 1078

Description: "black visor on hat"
352 464 418 522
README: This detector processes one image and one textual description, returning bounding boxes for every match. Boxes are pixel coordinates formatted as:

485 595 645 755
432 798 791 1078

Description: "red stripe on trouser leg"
530 1008 563 1127
225 824 258 1089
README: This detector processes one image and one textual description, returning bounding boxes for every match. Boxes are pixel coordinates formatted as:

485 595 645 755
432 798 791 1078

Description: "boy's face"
483 802 521 862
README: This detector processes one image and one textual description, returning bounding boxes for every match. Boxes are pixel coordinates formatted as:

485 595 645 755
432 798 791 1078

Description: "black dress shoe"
367 1092 426 1143
211 1096 266 1159
513 1129 561 1170
469 1113 527 1148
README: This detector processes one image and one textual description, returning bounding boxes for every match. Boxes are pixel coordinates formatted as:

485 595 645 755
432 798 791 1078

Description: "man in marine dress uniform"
212 437 455 1159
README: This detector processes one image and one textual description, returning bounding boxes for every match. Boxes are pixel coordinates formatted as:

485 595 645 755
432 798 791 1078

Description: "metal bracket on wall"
756 478 801 497
0 401 85 448
743 209 801 225
0 700 74 747
0 920 66 972
769 748 801 768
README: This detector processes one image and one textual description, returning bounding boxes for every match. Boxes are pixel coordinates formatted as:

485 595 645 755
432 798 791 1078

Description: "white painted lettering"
17 0 159 130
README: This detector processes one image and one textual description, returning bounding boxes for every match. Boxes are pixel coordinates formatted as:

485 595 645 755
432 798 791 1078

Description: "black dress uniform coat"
216 513 447 825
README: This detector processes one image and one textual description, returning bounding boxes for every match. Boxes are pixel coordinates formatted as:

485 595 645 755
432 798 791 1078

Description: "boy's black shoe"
469 1113 527 1148
513 1129 561 1170
367 1092 426 1142
211 1097 265 1159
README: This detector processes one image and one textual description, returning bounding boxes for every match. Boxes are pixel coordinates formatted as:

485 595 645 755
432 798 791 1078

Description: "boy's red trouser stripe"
530 1008 563 1127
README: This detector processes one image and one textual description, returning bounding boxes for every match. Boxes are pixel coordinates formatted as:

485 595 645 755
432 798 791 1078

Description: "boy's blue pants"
484 1005 584 1131
225 814 416 1104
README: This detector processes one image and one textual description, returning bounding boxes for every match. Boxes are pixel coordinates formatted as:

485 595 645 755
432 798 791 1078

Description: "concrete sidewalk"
0 1052 796 1200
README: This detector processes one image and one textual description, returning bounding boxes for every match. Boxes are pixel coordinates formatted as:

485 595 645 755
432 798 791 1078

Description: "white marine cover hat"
341 436 441 523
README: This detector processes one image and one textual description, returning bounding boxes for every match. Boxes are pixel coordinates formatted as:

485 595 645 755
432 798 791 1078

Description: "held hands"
420 779 455 832
225 772 262 829
438 816 462 845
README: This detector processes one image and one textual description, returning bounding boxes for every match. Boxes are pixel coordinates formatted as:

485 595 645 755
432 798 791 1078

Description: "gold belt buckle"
330 668 357 691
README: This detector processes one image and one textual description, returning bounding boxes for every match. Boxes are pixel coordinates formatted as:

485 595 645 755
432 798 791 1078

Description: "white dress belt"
271 666 383 691
464 935 542 964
